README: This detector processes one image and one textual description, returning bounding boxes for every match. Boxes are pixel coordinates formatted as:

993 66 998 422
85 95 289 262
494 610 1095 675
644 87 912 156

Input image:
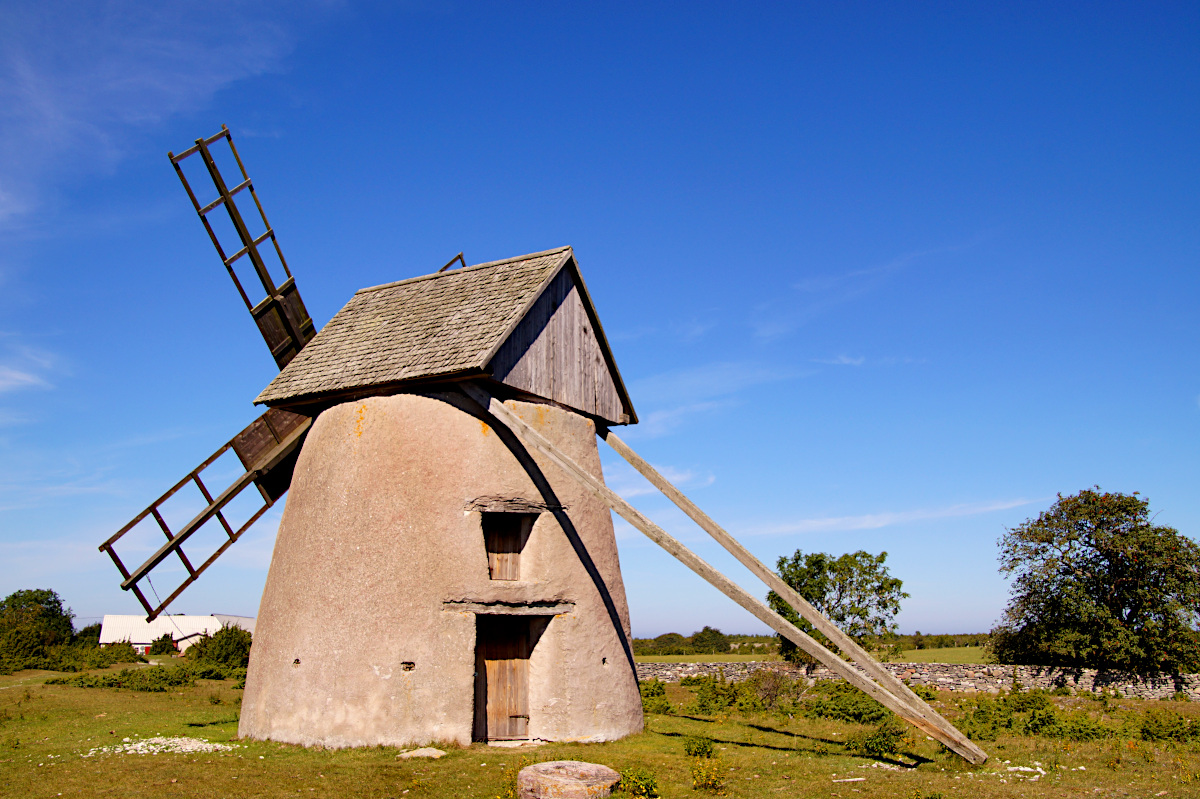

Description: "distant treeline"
898 632 989 650
633 629 988 656
633 628 744 655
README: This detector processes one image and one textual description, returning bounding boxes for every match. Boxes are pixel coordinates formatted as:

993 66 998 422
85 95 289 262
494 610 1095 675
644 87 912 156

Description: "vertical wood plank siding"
490 270 626 424
476 616 531 740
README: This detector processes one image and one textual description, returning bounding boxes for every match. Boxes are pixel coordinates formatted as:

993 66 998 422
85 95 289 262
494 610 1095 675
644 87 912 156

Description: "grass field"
897 646 988 664
2 664 1198 798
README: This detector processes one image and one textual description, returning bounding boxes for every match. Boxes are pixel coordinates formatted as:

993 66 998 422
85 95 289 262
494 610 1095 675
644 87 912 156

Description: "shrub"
907 682 938 701
803 681 890 725
686 673 738 715
682 735 714 758
1057 711 1110 741
148 634 176 656
1006 689 1052 712
737 670 792 712
690 757 723 792
1023 707 1061 737
638 679 671 714
46 665 194 692
959 696 1015 740
186 625 252 669
846 717 910 756
186 664 227 681
618 765 659 797
1141 708 1199 742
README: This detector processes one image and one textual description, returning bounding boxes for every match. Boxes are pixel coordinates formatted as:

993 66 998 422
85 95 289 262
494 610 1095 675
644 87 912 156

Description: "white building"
99 614 255 654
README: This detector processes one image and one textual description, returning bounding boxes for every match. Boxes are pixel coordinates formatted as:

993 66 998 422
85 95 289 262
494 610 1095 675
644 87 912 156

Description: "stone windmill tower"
101 127 987 761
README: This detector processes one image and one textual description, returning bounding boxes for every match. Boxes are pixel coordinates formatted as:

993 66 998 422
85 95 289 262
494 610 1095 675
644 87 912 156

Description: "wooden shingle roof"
255 246 636 424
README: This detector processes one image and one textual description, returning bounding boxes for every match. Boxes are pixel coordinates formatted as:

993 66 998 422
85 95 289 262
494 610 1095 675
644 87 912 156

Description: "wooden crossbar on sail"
457 382 987 765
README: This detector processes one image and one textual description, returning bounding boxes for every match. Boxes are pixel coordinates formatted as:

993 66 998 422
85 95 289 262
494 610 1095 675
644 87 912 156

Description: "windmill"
99 126 987 761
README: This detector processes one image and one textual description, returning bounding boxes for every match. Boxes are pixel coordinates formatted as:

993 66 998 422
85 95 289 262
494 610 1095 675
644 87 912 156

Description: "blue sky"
1 1 1197 638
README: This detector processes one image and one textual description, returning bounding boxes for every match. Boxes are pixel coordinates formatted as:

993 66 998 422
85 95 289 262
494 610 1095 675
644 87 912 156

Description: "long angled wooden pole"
458 384 986 764
599 427 981 755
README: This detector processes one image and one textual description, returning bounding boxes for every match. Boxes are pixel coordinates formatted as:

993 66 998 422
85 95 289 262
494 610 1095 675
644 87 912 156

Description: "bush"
737 670 793 712
960 693 1111 742
685 674 738 715
690 757 723 792
1141 708 1199 742
907 682 938 701
1006 689 1052 713
148 634 176 655
638 678 671 714
1057 711 1110 741
683 735 714 758
1023 707 1061 737
186 625 252 669
618 766 659 797
846 717 910 756
46 665 194 692
803 681 890 725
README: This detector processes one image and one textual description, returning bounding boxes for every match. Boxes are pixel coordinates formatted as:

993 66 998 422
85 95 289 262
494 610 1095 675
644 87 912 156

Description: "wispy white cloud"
625 360 813 438
812 354 865 366
631 361 809 405
605 460 716 499
751 240 981 340
744 497 1043 536
0 337 56 394
0 1 317 231
633 400 731 438
0 365 46 392
0 467 129 512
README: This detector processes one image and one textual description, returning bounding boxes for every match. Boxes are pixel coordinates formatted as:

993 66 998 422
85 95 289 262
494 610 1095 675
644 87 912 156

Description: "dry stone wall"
635 661 1200 701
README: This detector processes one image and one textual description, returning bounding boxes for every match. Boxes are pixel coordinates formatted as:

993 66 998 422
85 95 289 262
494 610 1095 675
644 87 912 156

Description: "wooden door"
474 616 531 740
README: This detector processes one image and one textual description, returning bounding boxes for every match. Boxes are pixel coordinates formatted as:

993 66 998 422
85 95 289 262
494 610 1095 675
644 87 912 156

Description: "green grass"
2 666 1198 798
897 646 989 664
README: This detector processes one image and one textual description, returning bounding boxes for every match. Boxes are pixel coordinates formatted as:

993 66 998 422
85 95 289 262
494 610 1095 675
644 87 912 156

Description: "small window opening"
482 512 536 580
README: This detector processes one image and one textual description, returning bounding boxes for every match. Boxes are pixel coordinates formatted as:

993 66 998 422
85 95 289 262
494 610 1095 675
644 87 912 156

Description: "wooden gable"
488 266 634 425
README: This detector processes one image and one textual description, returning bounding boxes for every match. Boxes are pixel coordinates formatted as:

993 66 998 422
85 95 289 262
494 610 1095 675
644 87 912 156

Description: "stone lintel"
443 601 575 616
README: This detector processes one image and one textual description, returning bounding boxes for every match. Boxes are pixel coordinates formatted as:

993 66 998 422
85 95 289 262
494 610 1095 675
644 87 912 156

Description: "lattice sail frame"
100 410 310 621
169 125 315 369
101 127 318 621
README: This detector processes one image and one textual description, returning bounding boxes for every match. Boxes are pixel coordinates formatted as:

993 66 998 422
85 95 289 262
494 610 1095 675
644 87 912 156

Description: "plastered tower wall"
239 392 643 748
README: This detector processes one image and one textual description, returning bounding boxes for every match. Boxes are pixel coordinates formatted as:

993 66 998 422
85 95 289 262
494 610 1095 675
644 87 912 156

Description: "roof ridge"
355 246 572 295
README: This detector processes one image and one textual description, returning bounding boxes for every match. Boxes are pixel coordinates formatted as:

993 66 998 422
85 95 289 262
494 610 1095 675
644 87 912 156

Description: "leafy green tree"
989 488 1200 672
73 623 102 646
767 550 908 665
149 633 177 655
187 625 253 668
689 626 731 655
0 589 75 660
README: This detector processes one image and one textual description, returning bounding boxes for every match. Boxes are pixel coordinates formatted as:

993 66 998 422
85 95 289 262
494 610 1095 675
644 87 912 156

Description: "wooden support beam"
599 427 986 763
457 383 986 764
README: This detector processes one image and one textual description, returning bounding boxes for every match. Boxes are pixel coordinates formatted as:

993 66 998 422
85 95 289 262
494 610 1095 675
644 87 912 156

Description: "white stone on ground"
517 761 620 798
82 736 238 757
397 747 446 759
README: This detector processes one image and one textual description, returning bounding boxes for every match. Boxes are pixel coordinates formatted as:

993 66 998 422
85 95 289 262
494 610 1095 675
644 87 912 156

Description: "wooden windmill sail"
99 126 986 763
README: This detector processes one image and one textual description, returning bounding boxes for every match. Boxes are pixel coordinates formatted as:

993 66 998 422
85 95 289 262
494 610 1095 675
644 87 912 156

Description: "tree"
149 633 177 655
187 625 253 668
767 549 908 665
989 488 1200 672
73 623 102 646
689 626 730 655
0 589 75 660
